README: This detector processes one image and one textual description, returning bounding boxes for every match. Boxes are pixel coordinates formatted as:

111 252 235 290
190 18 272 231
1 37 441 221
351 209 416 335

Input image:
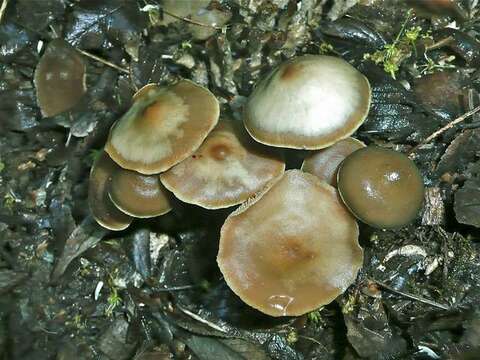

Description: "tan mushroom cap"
34 39 87 117
105 79 219 174
337 146 424 229
88 152 132 231
160 119 285 209
217 170 362 317
108 168 172 218
301 137 365 186
132 83 160 101
244 55 371 149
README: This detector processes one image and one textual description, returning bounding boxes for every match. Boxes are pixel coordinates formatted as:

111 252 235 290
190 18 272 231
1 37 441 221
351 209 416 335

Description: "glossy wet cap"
160 119 285 209
105 79 219 174
244 55 371 149
217 170 362 317
88 152 132 231
108 169 172 218
34 39 87 117
302 137 365 186
337 146 424 229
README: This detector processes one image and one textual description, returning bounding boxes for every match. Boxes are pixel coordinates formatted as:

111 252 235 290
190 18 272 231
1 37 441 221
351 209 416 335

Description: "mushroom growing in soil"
105 79 219 174
160 119 285 209
301 137 365 186
337 146 424 229
89 152 132 231
244 55 371 150
217 170 363 317
108 168 172 218
34 39 87 117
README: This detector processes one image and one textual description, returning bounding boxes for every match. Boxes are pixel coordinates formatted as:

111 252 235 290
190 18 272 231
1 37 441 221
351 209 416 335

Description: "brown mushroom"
105 79 219 174
301 137 365 186
88 152 132 231
217 170 362 317
108 168 172 218
132 83 160 101
160 119 285 209
337 146 424 229
34 39 87 117
244 55 371 149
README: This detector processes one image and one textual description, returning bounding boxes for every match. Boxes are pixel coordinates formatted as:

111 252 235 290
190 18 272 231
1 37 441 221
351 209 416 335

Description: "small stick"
408 104 480 155
0 0 8 25
162 8 222 30
298 335 328 351
76 48 129 74
155 284 197 292
176 304 227 333
373 279 450 310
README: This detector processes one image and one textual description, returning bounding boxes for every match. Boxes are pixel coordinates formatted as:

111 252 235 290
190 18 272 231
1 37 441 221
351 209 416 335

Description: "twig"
0 0 8 25
408 105 480 155
176 304 227 333
76 49 129 74
162 9 222 30
156 284 197 292
424 36 454 51
298 335 328 351
373 279 450 310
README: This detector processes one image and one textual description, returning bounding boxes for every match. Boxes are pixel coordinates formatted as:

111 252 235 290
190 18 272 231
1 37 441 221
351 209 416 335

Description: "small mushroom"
108 169 172 218
217 170 362 317
301 137 365 186
337 146 424 229
105 79 219 174
160 119 285 209
34 39 87 117
88 152 132 231
244 55 371 149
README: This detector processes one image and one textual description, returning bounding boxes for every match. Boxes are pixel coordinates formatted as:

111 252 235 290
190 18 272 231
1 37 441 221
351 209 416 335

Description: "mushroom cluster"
89 54 425 317
89 79 284 230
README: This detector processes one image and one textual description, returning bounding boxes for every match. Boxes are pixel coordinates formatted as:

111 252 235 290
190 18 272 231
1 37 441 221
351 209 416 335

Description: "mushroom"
108 168 172 218
244 55 371 149
301 137 365 186
88 152 132 231
34 39 87 117
105 79 219 174
217 170 362 317
337 146 424 229
160 119 285 209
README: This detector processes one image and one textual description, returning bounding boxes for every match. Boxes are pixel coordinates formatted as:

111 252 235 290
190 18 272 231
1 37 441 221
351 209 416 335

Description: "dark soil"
1 0 480 359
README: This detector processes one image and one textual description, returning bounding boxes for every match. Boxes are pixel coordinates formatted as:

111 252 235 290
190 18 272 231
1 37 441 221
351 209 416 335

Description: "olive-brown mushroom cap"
244 55 371 149
105 79 219 174
88 152 132 231
34 39 87 117
160 119 285 209
108 169 172 218
302 137 365 186
217 170 362 317
337 146 424 229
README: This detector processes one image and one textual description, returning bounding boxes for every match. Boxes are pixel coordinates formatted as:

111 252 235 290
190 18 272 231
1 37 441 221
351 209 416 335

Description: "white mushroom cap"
244 55 371 149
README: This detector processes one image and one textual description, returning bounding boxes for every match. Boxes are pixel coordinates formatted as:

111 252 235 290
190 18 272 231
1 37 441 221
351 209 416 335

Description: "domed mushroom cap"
34 39 87 117
108 169 172 218
217 170 362 317
244 55 371 149
105 79 219 174
88 152 132 231
337 146 424 229
302 137 365 186
160 119 285 209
